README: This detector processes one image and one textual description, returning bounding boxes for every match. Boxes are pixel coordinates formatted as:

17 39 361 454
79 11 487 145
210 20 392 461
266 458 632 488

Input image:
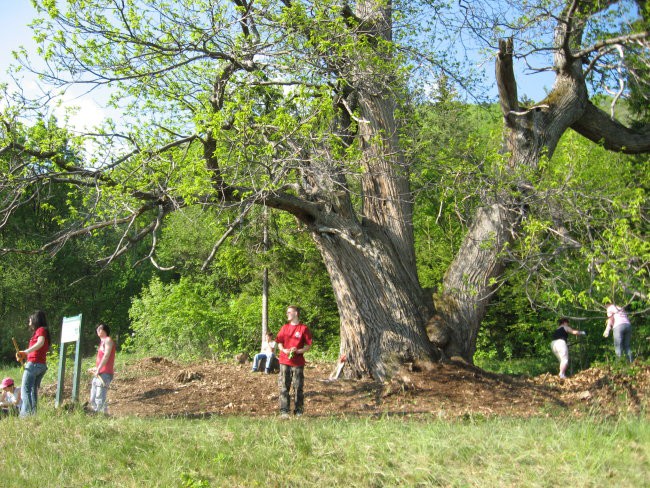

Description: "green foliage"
2 2 647 373
126 276 227 359
410 90 503 289
508 128 648 313
126 207 340 360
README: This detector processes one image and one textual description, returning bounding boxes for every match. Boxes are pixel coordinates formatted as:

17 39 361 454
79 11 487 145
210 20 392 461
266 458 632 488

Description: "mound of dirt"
44 358 649 419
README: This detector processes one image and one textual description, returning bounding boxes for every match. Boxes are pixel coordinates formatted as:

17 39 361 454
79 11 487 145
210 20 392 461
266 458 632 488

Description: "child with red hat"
0 377 22 415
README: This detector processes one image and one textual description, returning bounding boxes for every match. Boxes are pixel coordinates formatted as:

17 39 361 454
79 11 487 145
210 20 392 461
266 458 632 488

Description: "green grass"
0 407 647 487
474 356 558 376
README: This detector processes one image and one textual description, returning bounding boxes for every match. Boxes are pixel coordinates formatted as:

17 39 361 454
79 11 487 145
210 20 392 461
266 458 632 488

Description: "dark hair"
29 310 51 343
558 317 570 326
266 331 274 337
96 323 111 337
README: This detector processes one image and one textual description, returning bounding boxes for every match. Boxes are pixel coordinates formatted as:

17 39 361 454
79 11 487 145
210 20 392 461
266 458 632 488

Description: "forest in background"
1 1 648 377
2 99 647 373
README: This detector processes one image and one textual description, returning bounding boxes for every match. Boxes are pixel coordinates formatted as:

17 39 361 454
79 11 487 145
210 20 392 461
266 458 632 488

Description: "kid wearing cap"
0 377 22 415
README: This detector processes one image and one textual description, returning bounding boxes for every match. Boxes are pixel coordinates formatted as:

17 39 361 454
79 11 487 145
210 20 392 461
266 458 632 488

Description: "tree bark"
434 204 514 360
434 37 591 361
311 220 436 380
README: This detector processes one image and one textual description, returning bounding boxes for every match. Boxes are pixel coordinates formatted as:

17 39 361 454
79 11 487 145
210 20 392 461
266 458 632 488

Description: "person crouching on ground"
252 331 276 374
276 305 312 417
0 377 22 416
88 323 115 414
551 317 586 379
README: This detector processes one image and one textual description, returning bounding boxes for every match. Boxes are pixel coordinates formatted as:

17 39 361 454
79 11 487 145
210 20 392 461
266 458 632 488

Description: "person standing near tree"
16 310 50 416
88 323 116 414
551 317 586 379
276 305 312 418
603 304 633 362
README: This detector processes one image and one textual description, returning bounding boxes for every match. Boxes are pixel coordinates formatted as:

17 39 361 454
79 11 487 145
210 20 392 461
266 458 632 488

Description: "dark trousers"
278 364 304 414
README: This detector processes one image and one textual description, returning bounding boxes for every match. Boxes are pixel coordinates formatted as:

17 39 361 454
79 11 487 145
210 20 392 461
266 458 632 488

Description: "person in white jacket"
252 331 276 374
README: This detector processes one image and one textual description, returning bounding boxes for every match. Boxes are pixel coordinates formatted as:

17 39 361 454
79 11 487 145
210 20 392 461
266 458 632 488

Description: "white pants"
89 373 113 413
551 340 569 377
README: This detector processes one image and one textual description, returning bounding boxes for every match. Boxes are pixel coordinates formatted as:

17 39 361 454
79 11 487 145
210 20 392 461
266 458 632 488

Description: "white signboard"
60 314 82 343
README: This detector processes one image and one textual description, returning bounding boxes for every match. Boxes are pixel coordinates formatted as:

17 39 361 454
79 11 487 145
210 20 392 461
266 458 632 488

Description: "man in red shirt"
276 305 313 417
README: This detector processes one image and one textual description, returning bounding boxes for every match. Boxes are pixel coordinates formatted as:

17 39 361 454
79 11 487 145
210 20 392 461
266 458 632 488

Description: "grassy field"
0 407 647 487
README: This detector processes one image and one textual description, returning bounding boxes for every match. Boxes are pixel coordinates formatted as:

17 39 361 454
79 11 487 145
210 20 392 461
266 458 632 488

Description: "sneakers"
251 369 258 373
264 370 270 374
280 412 290 419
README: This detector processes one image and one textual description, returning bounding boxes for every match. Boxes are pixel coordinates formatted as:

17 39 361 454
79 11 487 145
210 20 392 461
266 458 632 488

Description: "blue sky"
0 2 37 75
1 2 110 130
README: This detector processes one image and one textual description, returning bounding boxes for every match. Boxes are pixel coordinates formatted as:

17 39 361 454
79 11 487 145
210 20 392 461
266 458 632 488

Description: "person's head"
286 305 300 322
96 323 111 338
28 310 48 331
266 331 274 340
558 317 570 327
28 310 50 343
1 377 15 391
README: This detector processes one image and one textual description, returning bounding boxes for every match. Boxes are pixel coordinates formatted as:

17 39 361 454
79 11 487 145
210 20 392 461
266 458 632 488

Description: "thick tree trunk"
433 38 590 361
312 222 436 380
433 204 515 360
305 0 435 380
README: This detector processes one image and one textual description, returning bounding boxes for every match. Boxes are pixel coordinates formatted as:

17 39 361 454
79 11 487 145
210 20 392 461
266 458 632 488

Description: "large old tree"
1 1 649 377
432 0 650 361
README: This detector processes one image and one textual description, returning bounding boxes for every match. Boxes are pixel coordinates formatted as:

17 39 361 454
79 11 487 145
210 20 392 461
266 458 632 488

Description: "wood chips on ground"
43 358 649 419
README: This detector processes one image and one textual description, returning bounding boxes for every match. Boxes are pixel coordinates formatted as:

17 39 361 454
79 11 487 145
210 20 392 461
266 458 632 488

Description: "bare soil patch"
45 357 648 419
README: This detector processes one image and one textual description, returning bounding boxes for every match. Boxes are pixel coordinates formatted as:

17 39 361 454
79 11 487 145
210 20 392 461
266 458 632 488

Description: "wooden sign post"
55 314 83 408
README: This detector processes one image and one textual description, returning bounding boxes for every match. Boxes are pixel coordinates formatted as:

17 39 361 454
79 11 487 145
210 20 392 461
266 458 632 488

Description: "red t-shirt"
96 338 116 375
27 327 49 364
276 322 313 367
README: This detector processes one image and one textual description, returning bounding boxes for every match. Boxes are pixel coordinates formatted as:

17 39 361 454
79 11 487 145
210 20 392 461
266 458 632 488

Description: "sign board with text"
56 313 83 407
60 314 81 343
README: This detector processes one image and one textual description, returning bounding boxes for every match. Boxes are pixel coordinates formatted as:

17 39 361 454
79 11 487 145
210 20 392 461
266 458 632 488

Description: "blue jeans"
613 323 633 362
252 353 274 372
20 362 48 416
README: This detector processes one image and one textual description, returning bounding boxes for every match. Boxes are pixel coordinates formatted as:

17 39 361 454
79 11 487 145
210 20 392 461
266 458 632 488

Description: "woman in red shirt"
17 310 50 416
88 323 115 414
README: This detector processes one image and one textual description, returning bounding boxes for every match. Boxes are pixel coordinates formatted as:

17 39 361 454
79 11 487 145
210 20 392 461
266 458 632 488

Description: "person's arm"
22 335 45 354
297 343 311 354
564 325 586 336
604 310 614 337
603 320 612 337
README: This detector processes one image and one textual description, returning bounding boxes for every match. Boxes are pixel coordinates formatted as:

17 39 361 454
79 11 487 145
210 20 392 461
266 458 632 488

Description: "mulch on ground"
42 357 648 419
